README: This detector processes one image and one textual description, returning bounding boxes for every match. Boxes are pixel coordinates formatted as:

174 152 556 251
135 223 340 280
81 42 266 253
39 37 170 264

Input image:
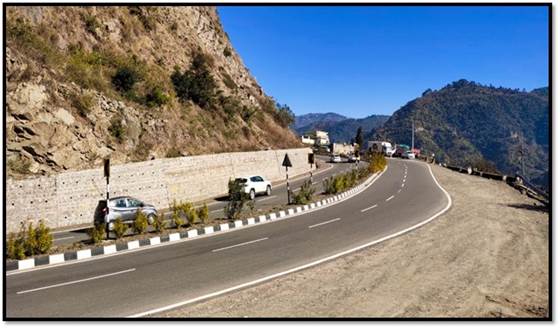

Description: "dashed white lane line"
308 218 341 229
386 195 395 202
401 183 405 187
258 195 277 202
397 189 402 193
210 209 222 213
212 237 269 253
17 268 136 295
53 236 75 242
360 204 378 212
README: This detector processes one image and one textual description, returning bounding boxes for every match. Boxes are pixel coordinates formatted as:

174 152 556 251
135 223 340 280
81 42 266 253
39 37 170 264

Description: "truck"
367 141 395 157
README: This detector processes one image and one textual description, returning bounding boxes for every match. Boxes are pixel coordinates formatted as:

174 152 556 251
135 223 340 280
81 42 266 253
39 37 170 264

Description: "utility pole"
411 120 415 151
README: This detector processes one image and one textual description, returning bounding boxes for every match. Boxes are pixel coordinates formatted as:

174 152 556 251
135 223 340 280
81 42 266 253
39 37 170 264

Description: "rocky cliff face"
6 6 300 179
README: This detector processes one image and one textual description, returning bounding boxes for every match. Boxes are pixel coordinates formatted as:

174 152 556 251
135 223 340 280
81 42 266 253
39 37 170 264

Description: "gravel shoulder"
155 163 549 318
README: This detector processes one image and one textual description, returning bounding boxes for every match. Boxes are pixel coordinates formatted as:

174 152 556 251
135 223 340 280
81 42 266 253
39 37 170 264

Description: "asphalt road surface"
51 156 360 246
6 158 450 318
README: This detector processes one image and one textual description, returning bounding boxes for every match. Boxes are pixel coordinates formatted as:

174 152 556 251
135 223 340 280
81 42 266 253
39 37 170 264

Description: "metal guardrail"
419 156 549 206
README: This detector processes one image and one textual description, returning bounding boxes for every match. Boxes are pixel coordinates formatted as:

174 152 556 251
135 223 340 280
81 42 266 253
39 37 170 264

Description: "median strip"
308 218 341 229
17 268 136 295
212 237 269 253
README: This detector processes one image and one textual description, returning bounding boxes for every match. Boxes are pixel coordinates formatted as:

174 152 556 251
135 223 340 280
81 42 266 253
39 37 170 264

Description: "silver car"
94 196 157 230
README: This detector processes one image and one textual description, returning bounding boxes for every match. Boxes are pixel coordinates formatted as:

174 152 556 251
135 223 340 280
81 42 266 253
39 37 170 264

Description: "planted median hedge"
323 152 386 195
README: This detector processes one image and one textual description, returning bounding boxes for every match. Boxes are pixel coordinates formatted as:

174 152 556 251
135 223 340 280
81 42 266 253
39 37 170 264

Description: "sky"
217 5 549 118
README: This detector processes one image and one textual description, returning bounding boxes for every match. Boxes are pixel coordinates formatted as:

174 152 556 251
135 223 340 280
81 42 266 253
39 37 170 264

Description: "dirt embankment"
157 163 549 318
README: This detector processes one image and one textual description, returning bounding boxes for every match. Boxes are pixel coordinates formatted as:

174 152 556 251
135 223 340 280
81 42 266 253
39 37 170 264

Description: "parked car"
402 151 415 160
233 175 272 200
330 155 342 163
347 155 360 163
94 196 157 230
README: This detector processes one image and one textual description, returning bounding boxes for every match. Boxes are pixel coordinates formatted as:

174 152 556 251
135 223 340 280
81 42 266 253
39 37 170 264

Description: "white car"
330 155 342 163
234 175 272 200
402 151 415 160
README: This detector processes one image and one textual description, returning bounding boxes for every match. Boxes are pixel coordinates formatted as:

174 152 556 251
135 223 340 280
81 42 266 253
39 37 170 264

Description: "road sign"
104 158 110 178
308 153 314 164
282 153 292 167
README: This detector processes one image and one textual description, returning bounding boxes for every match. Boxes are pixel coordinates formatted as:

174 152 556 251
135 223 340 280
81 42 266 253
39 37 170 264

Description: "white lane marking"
9 165 388 276
308 217 341 229
212 237 269 253
360 204 378 212
129 162 452 318
53 236 75 242
312 182 319 185
403 178 406 183
386 195 395 202
258 195 277 202
17 268 136 295
397 189 402 193
402 183 405 187
210 209 222 214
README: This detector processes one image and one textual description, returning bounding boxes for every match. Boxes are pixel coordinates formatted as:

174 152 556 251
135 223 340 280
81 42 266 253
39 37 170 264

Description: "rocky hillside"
372 80 549 189
293 113 389 143
6 6 301 179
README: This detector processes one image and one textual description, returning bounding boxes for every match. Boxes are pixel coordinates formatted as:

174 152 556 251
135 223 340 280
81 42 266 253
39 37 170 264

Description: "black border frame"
2 1 553 321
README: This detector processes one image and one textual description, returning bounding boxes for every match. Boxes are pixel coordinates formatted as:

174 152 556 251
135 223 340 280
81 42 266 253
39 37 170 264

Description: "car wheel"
250 189 255 200
147 214 155 225
266 185 272 196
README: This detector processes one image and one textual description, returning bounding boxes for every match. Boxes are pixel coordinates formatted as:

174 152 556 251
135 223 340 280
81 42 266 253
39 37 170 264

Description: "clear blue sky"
218 6 549 117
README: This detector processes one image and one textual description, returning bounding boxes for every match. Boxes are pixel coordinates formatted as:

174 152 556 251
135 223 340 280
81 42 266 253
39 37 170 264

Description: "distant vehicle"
394 144 411 158
233 175 272 200
94 196 157 230
402 151 415 160
347 154 360 163
368 141 395 157
330 155 342 163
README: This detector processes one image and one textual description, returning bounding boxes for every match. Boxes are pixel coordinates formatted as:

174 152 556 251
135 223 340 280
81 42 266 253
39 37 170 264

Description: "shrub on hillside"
171 52 218 109
108 115 126 142
71 92 95 117
112 66 140 92
145 86 170 107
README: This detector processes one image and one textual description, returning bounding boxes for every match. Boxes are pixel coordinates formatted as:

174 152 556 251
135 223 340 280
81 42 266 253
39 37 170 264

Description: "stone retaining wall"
6 148 312 232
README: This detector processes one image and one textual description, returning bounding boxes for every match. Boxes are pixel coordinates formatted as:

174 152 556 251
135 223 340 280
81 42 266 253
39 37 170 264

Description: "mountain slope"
293 113 389 143
6 6 301 178
372 80 549 189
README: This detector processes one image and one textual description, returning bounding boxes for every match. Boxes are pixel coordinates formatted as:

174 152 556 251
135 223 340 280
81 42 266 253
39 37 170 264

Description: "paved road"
51 156 360 246
5 158 449 318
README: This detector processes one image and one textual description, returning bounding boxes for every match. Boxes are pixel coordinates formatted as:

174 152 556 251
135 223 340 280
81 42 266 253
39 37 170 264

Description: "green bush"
35 220 53 254
171 51 218 109
82 14 101 34
367 152 387 173
292 179 315 205
108 115 126 142
112 66 140 92
166 147 182 158
133 211 148 234
112 218 128 239
88 223 106 244
225 179 250 219
197 204 209 224
172 212 185 229
145 87 170 107
152 214 166 233
24 222 37 257
180 202 198 225
7 232 25 260
7 156 31 175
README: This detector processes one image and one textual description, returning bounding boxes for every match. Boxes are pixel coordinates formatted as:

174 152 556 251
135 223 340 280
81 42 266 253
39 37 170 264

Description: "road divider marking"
397 189 402 193
212 237 269 253
17 268 136 295
149 237 161 245
169 233 180 241
401 183 405 187
360 204 378 212
386 195 395 202
53 236 74 242
49 254 65 265
187 229 198 238
103 245 116 255
211 209 222 214
259 195 277 202
308 217 341 229
76 249 92 260
127 240 140 250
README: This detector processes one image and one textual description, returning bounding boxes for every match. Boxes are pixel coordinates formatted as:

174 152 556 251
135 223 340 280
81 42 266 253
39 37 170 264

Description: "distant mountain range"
292 113 390 143
371 80 549 190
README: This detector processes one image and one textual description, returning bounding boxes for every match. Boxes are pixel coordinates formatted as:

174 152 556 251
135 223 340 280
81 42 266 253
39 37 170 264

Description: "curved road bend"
6 158 450 318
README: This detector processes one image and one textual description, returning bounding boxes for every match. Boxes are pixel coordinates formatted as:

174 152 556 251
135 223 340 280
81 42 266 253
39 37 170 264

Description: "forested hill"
371 79 549 190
